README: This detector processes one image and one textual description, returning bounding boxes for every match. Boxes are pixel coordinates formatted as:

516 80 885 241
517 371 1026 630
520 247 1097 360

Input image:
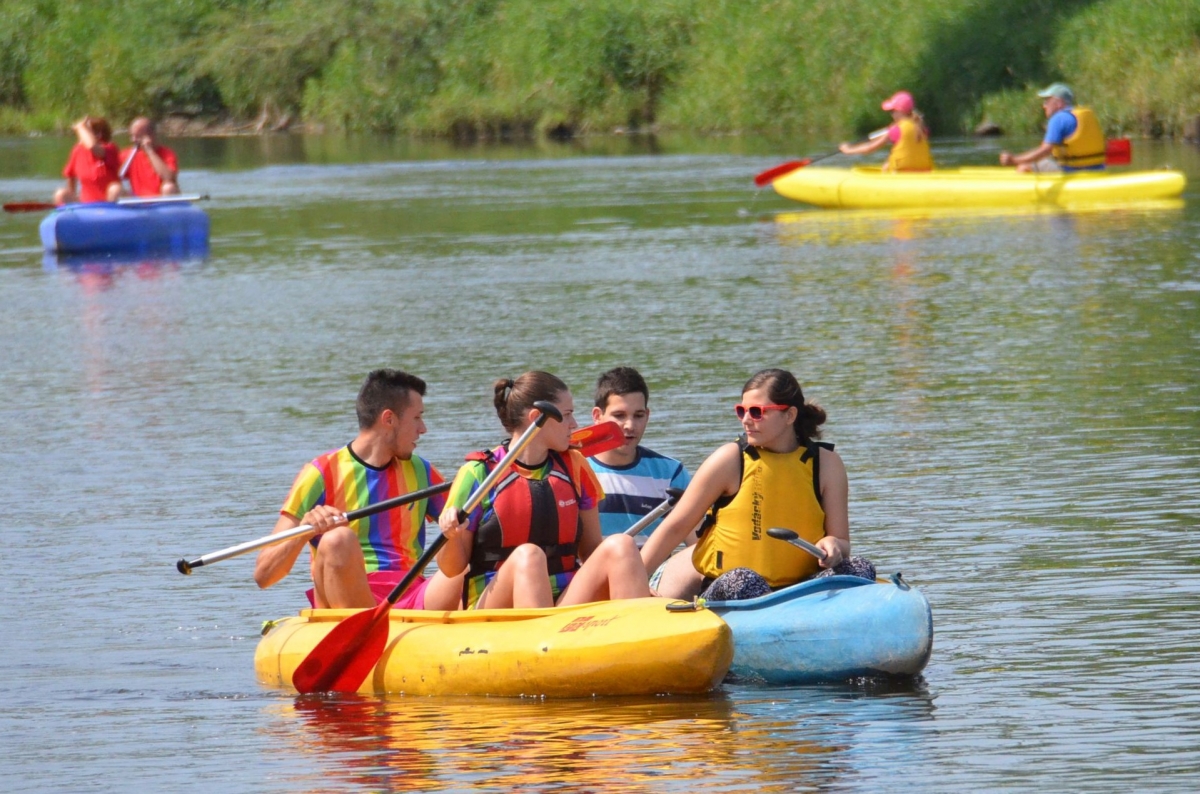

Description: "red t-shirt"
63 142 121 203
119 144 178 196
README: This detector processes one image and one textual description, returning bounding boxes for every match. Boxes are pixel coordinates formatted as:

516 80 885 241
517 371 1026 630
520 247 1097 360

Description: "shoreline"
8 114 1200 144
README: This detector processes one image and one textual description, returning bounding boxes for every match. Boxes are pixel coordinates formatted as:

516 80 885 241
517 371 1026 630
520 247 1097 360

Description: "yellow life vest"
692 440 828 588
1052 107 1106 169
885 118 933 172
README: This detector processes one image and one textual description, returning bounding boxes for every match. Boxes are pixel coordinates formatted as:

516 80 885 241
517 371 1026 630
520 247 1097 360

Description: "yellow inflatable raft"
770 166 1187 209
256 597 733 697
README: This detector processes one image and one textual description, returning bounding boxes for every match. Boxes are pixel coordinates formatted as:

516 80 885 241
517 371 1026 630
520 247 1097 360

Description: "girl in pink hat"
839 91 933 172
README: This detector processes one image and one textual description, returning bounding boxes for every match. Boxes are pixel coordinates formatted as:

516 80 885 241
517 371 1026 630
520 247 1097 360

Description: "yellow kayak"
770 165 1187 209
256 597 733 697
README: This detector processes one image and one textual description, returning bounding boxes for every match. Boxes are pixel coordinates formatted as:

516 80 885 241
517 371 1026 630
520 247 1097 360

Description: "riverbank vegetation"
2 0 1198 140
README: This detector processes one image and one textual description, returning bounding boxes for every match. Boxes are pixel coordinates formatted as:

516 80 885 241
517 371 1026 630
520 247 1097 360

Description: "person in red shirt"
119 117 179 197
54 116 122 205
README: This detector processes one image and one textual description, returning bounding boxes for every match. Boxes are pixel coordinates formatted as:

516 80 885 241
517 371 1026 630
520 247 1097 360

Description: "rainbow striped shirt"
281 445 445 573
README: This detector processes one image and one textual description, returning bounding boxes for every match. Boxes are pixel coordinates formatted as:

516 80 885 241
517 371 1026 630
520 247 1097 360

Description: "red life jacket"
465 447 582 584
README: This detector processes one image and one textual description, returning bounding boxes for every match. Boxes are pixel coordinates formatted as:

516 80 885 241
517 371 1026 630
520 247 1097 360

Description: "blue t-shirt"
1044 107 1103 172
591 446 691 539
1043 107 1077 146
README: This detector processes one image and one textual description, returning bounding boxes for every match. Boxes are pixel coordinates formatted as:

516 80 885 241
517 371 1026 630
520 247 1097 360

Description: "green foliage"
299 0 454 132
2 0 1199 137
1053 0 1200 136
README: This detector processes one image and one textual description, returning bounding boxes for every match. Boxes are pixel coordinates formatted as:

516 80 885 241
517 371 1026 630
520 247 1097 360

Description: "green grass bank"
2 0 1199 140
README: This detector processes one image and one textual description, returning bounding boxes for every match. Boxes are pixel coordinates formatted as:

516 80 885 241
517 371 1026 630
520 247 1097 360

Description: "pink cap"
881 91 914 114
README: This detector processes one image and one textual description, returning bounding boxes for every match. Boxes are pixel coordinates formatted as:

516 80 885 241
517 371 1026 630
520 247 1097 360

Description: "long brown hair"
742 368 826 444
493 371 568 433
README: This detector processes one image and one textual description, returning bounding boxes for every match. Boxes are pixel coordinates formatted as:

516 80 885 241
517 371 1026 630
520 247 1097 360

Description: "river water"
2 133 1199 792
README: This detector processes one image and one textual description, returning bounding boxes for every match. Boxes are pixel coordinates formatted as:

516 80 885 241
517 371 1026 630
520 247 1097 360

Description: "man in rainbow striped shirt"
254 369 462 610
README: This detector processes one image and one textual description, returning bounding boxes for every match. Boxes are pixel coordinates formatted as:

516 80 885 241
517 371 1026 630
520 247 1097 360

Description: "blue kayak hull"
39 202 210 254
708 574 933 684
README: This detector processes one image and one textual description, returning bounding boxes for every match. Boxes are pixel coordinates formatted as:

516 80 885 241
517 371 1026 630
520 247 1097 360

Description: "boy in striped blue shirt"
589 367 692 543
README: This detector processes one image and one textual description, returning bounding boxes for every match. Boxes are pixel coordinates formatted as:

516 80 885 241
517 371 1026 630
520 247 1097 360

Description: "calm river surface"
3 133 1199 792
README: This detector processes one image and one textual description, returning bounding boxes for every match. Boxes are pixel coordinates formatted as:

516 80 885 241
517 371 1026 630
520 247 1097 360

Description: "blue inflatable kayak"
39 199 210 254
707 573 933 684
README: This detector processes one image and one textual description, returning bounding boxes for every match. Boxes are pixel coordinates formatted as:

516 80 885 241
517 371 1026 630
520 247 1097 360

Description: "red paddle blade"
3 202 56 213
571 420 624 457
1106 138 1131 166
753 159 810 187
292 602 391 694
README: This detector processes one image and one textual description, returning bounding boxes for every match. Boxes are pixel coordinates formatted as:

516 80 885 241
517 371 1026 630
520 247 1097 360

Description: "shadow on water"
913 0 1102 131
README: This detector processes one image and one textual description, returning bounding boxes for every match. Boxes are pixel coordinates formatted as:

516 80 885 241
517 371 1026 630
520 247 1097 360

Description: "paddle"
624 487 684 537
176 481 453 575
119 144 138 179
3 202 58 213
175 420 619 576
754 128 889 186
571 419 622 456
291 399 564 695
766 527 826 561
3 194 209 213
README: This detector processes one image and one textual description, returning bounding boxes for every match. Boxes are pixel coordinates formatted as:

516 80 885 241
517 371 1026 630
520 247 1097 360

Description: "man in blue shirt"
1000 83 1106 172
589 367 692 544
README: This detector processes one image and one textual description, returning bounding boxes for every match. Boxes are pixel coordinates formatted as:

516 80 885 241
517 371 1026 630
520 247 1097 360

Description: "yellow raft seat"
771 165 1187 209
256 597 733 697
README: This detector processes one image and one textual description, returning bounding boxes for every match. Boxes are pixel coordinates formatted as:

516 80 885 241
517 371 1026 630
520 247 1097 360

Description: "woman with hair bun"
643 368 871 601
437 371 652 609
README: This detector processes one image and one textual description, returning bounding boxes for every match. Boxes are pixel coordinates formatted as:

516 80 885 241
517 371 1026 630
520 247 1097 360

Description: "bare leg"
653 551 705 600
105 181 122 202
476 544 553 609
558 535 651 606
422 569 464 611
310 526 374 609
162 180 180 195
54 186 77 205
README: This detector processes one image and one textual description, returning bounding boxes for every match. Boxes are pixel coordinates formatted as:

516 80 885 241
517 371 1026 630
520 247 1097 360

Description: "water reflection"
772 200 1185 246
263 681 935 792
41 244 208 409
43 243 209 291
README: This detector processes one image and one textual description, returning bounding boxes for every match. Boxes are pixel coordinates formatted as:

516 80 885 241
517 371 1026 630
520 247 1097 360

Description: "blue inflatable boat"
707 573 933 684
39 198 210 255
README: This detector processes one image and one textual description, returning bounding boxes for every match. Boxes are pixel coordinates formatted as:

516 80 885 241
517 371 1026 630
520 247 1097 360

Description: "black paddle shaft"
392 400 563 605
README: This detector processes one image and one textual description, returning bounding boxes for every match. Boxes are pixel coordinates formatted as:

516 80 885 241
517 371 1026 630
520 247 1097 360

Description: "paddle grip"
766 527 827 561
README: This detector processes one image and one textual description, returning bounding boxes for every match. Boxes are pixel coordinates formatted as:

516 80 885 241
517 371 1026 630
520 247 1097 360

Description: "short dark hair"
355 369 426 429
594 366 649 410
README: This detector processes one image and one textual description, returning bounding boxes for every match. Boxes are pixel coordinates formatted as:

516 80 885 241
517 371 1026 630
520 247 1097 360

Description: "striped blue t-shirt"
591 446 691 539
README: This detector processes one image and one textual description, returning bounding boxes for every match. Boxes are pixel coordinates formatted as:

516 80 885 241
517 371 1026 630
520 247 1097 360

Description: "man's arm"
253 512 308 589
253 505 347 588
73 118 106 159
140 144 178 182
1000 142 1053 167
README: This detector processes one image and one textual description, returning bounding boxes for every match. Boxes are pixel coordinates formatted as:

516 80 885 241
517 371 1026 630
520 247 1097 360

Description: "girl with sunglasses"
436 371 652 609
642 368 868 601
